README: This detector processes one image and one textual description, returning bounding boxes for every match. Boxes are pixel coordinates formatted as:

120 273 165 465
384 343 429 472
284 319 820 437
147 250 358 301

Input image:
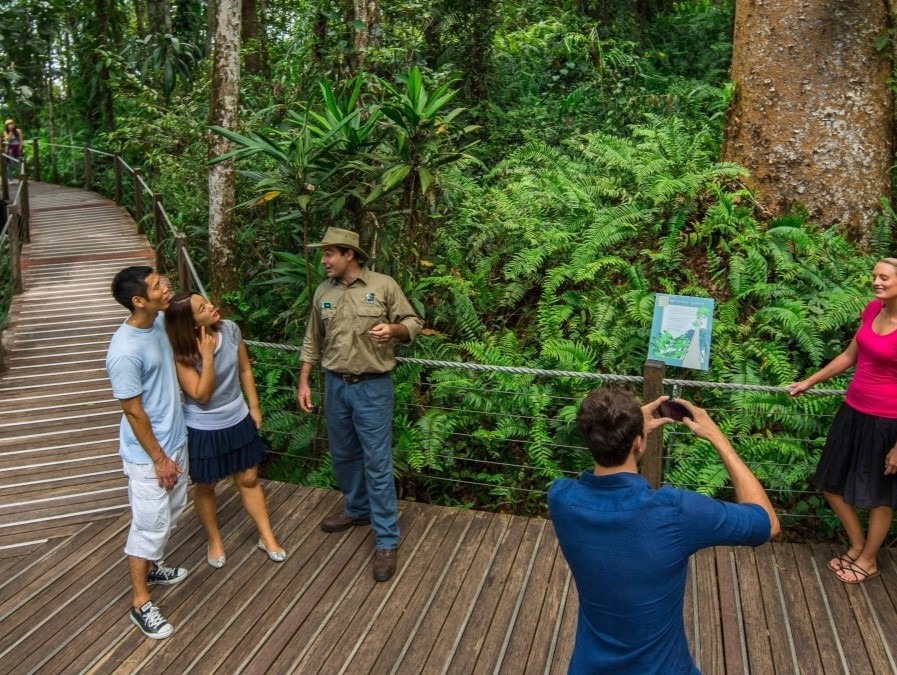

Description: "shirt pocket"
355 305 385 335
321 308 337 328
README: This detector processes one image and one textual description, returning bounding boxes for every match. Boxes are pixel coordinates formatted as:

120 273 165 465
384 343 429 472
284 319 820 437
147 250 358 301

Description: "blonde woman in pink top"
789 258 897 584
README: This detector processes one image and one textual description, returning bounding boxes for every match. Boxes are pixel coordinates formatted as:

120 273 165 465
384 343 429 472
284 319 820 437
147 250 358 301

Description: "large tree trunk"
208 0 241 302
346 0 379 71
147 0 171 34
724 0 892 245
133 0 147 37
207 0 218 55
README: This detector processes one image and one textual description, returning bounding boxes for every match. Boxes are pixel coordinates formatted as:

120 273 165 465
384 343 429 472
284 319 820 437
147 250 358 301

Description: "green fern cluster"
408 112 885 514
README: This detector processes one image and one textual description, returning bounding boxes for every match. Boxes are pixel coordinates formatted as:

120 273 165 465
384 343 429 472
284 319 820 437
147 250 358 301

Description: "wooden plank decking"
1 183 897 673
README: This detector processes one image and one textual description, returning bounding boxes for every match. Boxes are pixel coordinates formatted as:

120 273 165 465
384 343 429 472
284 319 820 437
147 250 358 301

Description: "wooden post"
176 234 193 291
113 154 122 204
21 174 29 243
18 174 29 244
9 210 22 295
153 193 165 272
31 139 40 182
1 142 7 201
83 145 92 190
134 170 144 233
641 360 666 488
0 326 6 374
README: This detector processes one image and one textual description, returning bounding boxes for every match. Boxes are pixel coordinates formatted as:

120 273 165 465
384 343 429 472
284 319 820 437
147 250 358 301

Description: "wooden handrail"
34 141 201 294
0 160 28 373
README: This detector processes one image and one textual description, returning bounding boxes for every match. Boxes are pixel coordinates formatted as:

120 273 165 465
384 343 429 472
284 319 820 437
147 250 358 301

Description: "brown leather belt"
328 371 388 385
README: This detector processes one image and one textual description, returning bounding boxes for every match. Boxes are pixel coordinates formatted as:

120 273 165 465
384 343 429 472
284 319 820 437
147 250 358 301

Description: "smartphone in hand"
657 400 694 422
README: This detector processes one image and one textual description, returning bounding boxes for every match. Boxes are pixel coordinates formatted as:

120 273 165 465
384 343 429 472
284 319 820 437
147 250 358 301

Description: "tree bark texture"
133 0 147 37
207 0 218 55
147 0 171 34
346 0 380 70
724 0 892 244
207 0 241 302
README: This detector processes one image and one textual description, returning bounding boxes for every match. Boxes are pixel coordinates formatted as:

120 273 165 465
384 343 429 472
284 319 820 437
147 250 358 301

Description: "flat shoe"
257 539 287 562
827 552 856 573
207 544 226 569
836 560 880 584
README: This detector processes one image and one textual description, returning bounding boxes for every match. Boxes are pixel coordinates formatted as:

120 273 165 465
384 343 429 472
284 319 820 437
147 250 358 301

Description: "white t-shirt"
106 313 187 463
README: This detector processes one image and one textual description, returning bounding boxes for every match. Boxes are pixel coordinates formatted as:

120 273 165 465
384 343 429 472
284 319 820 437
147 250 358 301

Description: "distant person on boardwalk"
297 227 423 582
3 119 22 183
548 386 779 674
789 257 897 584
165 291 286 568
106 266 190 640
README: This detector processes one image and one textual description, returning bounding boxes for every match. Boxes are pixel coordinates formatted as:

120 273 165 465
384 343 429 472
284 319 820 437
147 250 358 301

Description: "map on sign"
648 294 714 370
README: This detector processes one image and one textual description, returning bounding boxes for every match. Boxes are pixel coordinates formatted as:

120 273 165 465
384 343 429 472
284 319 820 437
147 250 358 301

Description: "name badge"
321 301 332 309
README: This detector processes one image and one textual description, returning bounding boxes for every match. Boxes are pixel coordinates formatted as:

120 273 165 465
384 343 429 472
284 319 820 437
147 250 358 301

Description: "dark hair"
333 245 366 264
164 291 221 366
111 266 153 311
576 385 645 467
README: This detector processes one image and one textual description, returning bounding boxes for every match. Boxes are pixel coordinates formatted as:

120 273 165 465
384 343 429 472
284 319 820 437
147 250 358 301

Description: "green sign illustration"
648 294 714 370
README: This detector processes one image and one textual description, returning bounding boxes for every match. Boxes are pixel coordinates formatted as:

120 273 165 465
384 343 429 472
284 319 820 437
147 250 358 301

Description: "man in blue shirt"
548 386 780 674
106 266 190 639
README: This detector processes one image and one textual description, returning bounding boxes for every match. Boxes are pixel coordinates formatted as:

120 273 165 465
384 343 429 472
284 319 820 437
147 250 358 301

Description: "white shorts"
122 444 188 561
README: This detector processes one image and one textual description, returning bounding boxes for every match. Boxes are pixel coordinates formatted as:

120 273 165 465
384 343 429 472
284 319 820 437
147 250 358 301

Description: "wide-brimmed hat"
307 227 369 259
4 119 13 127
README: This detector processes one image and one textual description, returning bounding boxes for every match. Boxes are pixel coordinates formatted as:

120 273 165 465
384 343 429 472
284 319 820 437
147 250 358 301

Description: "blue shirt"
106 314 187 463
548 471 771 674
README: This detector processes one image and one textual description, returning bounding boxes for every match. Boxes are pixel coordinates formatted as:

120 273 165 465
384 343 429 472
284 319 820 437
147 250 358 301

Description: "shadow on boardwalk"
1 183 896 673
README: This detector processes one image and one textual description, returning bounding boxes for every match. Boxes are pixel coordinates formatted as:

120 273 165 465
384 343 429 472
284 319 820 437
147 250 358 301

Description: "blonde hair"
878 257 897 271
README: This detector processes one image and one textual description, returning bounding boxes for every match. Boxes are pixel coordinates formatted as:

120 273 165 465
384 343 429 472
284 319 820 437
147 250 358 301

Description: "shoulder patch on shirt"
363 292 376 304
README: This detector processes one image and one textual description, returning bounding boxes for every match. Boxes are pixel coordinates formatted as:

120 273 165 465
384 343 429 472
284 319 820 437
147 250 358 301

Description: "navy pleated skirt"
814 403 897 509
187 413 267 484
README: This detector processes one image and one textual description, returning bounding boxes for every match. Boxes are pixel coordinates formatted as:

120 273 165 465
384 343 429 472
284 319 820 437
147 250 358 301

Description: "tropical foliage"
1 0 893 535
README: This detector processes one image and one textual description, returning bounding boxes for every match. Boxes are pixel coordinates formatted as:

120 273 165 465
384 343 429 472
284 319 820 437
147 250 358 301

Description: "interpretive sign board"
648 294 714 370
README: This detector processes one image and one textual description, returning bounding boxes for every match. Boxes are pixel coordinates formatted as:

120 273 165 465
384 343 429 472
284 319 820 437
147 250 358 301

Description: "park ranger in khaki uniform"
297 227 423 582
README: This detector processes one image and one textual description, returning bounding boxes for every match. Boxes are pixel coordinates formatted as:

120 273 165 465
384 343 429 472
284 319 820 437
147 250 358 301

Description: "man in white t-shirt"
106 266 189 639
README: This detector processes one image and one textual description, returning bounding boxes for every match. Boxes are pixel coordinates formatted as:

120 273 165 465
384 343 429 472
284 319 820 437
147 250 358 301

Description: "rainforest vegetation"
1 0 894 536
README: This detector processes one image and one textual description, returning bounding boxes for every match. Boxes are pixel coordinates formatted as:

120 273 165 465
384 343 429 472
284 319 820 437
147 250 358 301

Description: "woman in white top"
165 291 285 566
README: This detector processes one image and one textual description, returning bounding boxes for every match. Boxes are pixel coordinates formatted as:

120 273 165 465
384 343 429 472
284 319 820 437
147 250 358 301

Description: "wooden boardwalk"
1 183 897 673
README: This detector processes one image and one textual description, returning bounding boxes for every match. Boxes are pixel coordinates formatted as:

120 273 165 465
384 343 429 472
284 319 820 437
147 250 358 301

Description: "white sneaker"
147 561 189 585
130 601 173 639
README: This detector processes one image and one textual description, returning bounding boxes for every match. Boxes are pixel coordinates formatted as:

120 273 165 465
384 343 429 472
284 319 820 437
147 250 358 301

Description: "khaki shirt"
300 267 423 375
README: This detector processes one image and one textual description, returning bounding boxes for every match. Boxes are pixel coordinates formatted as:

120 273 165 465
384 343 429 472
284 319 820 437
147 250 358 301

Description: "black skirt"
187 413 267 484
813 403 897 509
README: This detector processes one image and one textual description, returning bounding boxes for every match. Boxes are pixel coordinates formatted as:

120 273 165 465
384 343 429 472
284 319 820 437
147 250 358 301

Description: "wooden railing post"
9 210 23 295
134 170 144 232
31 139 40 182
0 326 6 374
20 174 30 244
153 193 165 272
176 233 193 291
641 360 666 488
1 142 7 201
113 154 122 204
83 145 92 190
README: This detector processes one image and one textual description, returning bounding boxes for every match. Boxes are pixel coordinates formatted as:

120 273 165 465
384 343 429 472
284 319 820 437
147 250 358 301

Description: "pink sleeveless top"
844 301 897 418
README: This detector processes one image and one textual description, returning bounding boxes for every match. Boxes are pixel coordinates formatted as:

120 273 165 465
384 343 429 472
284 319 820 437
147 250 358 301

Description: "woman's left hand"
250 406 262 430
885 447 897 475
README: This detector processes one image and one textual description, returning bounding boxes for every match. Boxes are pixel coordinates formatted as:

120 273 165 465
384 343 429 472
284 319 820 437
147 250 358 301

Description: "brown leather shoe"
320 512 371 533
372 548 397 582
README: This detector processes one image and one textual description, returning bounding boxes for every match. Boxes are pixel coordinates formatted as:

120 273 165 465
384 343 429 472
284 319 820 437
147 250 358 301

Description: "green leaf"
381 164 412 191
418 166 433 194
